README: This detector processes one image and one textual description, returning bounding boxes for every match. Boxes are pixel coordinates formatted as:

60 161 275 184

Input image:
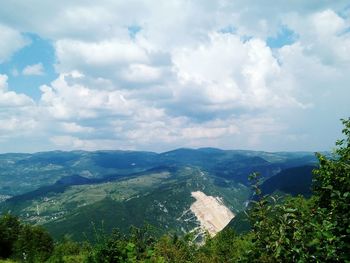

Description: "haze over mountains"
0 148 317 240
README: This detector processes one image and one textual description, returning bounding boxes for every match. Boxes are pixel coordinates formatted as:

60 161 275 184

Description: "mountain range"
0 148 317 240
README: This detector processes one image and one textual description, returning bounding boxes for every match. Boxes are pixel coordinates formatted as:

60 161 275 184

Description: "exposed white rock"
190 191 235 237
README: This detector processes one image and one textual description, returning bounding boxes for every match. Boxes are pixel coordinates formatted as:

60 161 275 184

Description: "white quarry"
190 191 235 237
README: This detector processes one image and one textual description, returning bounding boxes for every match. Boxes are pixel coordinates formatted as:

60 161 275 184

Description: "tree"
0 214 21 259
312 118 350 261
14 224 54 263
244 118 350 262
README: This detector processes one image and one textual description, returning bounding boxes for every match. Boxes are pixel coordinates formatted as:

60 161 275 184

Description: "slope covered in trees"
260 165 315 197
0 118 349 262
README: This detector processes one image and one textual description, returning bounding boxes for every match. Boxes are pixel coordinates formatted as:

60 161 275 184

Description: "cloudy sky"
0 0 349 153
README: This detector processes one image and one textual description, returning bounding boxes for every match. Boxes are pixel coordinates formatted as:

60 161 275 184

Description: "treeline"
0 213 253 262
0 119 349 263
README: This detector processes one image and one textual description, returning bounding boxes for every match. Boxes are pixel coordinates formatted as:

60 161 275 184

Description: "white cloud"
50 135 94 150
0 91 34 108
0 75 9 90
121 64 162 83
0 74 34 107
181 124 239 140
0 24 29 63
0 117 37 133
170 33 304 115
55 39 149 74
50 135 136 151
0 2 349 152
22 63 45 76
61 122 95 133
0 75 39 145
39 72 134 120
284 9 350 66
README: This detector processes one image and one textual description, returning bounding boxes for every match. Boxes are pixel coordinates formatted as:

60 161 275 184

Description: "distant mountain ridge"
0 148 319 240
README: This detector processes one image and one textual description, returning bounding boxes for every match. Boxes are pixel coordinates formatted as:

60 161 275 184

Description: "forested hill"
261 165 315 197
0 148 317 241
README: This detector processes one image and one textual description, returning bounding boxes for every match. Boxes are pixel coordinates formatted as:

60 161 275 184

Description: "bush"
0 214 21 259
47 236 90 263
14 224 54 263
0 213 54 262
244 118 350 262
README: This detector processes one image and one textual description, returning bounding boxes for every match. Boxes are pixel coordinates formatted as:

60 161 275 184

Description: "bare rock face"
190 191 235 237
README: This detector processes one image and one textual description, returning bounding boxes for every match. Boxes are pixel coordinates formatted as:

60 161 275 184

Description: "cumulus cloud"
169 33 306 119
121 64 162 83
0 24 29 63
55 38 149 74
0 74 34 107
60 122 95 133
0 1 349 152
0 74 39 150
22 63 45 75
284 9 350 66
0 75 8 90
39 73 134 120
0 117 37 133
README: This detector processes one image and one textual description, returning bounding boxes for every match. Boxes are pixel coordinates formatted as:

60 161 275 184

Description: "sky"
0 0 349 153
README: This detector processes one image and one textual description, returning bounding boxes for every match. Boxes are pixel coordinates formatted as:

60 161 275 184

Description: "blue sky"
0 34 57 100
0 1 349 153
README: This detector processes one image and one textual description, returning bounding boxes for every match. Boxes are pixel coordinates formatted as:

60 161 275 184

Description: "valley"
0 148 317 241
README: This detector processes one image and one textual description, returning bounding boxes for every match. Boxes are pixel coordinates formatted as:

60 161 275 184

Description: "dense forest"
0 118 349 263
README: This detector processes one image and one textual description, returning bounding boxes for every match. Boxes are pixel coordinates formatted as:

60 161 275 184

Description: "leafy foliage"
0 214 21 259
243 118 350 262
14 224 54 262
312 118 350 261
0 214 53 262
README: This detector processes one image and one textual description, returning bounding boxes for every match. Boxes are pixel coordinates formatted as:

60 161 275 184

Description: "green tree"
14 224 54 263
47 236 90 263
0 214 21 259
197 228 253 263
152 233 196 263
312 118 350 261
244 118 350 262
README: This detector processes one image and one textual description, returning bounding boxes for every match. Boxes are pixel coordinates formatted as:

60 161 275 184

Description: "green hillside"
2 166 249 240
0 148 319 242
261 165 315 197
